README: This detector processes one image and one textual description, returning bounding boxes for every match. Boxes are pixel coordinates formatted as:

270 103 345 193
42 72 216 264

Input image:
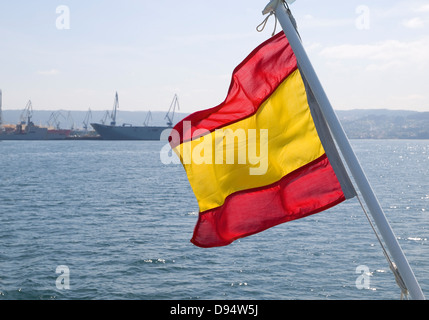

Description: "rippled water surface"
0 139 428 300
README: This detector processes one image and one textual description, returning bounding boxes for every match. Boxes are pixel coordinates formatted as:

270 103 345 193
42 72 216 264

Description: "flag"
169 32 355 248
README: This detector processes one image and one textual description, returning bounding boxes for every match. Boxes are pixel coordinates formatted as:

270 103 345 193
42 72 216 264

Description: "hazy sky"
1 0 429 113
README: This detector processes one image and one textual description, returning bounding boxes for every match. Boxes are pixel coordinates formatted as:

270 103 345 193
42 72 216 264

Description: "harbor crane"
100 92 119 126
143 111 152 126
48 111 66 130
82 108 92 132
165 94 179 127
20 100 33 125
100 110 110 125
110 92 119 126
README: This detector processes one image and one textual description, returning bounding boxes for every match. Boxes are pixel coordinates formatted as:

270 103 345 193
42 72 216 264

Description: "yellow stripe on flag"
174 69 325 212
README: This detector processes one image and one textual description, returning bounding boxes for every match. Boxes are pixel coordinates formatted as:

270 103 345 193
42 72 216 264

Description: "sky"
0 0 429 113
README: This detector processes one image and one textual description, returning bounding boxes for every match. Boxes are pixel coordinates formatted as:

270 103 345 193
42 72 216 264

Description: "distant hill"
336 109 429 139
2 108 429 139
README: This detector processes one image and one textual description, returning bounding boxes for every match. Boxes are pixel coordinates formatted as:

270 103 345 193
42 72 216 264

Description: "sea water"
0 139 428 300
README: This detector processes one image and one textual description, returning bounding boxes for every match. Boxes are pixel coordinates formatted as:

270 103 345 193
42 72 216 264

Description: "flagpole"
266 0 425 300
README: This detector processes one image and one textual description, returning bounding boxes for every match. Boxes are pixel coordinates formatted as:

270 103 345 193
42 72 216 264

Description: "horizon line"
1 107 429 113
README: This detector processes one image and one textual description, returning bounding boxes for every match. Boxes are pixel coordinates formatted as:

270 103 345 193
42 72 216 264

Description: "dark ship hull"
90 92 178 141
90 123 170 140
0 124 70 140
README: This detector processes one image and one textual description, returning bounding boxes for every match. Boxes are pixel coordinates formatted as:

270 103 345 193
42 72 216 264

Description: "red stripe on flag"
190 154 345 248
170 32 296 148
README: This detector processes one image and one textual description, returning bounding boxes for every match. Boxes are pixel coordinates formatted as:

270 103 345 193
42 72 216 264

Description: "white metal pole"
267 0 425 300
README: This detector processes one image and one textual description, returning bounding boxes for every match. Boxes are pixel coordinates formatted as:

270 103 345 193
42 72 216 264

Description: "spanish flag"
170 32 355 248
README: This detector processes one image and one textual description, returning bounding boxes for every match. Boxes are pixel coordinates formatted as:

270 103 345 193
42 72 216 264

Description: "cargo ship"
0 100 71 140
90 92 178 140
